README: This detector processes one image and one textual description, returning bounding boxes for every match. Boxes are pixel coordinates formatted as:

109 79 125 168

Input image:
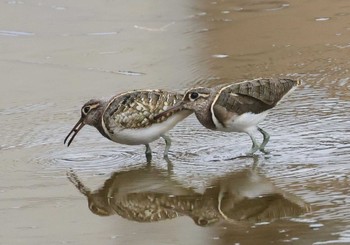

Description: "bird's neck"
94 101 111 140
194 95 217 130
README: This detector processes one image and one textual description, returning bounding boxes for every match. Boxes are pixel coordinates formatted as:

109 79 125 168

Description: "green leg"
257 127 270 154
145 144 152 163
161 134 171 159
246 132 260 155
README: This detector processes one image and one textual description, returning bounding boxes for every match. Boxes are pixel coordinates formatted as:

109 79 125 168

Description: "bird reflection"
67 163 311 226
67 164 198 221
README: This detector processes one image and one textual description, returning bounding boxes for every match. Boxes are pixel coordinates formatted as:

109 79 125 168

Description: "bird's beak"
154 101 185 121
66 169 91 196
64 117 85 146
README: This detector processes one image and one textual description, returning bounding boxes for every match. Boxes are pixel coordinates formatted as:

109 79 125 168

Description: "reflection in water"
68 164 197 221
67 162 311 226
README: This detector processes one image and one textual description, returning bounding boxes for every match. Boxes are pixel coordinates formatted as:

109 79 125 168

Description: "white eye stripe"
89 104 99 109
82 103 99 114
200 93 210 98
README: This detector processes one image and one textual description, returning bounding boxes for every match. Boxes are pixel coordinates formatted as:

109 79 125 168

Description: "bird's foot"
145 144 152 163
259 147 270 154
164 156 174 174
245 146 260 156
145 153 152 163
163 154 171 163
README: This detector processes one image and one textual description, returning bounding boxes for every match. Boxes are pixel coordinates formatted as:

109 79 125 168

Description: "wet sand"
1 0 350 244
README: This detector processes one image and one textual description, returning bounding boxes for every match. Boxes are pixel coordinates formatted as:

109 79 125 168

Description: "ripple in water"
233 1 290 12
37 145 144 176
0 30 34 37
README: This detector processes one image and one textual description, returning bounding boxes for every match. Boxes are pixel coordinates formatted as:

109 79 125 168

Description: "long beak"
64 117 85 147
154 102 185 120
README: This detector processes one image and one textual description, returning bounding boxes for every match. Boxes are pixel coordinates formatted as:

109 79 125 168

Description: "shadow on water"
67 157 310 227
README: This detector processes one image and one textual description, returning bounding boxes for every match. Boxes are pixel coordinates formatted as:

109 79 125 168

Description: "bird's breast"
213 111 269 133
101 110 191 145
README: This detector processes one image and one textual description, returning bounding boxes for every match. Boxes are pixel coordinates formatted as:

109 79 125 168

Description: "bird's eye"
189 92 199 100
196 217 209 226
82 106 90 114
90 204 98 212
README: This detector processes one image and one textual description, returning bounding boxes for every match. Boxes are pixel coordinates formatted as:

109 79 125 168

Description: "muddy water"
1 0 350 244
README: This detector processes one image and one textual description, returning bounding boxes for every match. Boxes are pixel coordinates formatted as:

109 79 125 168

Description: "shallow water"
1 0 350 244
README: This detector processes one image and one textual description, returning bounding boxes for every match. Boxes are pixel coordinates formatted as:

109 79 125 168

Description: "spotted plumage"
154 78 301 154
64 89 191 160
104 90 181 129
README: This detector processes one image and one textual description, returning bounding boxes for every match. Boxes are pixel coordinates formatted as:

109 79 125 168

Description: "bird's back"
103 90 183 129
213 78 301 115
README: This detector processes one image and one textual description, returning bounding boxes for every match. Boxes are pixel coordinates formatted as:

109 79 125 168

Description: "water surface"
1 0 350 244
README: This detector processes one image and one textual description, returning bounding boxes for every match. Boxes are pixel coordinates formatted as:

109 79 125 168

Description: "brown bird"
154 78 301 154
64 90 192 161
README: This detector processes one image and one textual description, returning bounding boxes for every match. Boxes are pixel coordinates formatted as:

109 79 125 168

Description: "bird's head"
154 87 213 120
64 99 104 146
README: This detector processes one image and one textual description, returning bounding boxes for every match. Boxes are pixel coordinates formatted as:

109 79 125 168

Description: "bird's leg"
217 188 238 224
257 127 270 154
145 144 152 163
217 189 231 221
161 134 171 159
246 132 260 155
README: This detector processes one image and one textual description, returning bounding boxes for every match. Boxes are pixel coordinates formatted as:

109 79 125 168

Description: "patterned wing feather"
214 78 299 115
104 90 183 129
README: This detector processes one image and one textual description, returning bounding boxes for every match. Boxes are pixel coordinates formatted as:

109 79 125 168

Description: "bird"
64 89 192 161
154 78 301 155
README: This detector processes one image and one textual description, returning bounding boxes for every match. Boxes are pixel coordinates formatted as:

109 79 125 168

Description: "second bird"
154 78 301 155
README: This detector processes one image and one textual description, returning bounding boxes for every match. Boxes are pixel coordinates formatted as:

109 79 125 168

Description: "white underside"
213 111 269 134
104 111 191 145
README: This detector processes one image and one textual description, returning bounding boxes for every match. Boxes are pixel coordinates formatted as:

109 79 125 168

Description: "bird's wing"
212 78 298 124
221 78 298 107
104 90 183 129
